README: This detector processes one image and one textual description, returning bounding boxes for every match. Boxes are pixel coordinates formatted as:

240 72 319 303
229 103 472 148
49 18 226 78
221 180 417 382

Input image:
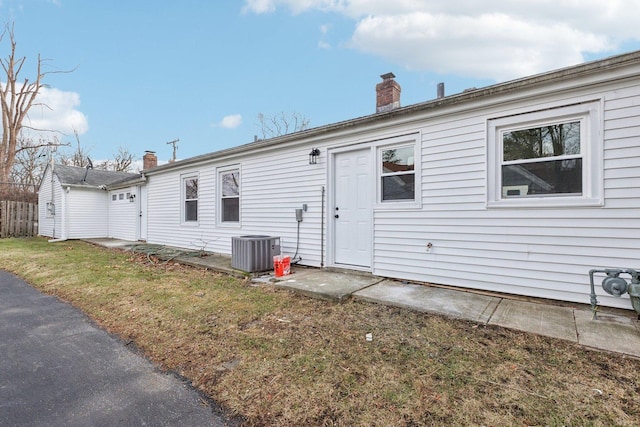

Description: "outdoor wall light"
129 194 136 203
309 148 320 165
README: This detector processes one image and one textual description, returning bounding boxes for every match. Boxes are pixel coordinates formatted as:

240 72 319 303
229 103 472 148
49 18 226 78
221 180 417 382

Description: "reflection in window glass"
220 169 240 222
184 177 198 222
381 145 415 201
382 146 415 173
502 121 582 197
222 171 239 197
382 174 415 200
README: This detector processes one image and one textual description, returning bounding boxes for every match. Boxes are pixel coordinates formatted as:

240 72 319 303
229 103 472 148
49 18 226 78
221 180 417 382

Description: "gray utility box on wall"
231 235 281 273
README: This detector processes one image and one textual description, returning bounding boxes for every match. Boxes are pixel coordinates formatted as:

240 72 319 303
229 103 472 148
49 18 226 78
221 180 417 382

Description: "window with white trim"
218 167 240 223
380 145 415 202
182 175 198 222
488 102 602 207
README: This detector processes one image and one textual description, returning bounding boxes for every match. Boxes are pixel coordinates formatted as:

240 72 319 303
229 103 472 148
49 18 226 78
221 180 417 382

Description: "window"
119 193 124 200
380 145 415 201
112 194 117 201
502 121 582 197
46 202 55 217
219 167 240 223
488 101 602 207
183 175 198 222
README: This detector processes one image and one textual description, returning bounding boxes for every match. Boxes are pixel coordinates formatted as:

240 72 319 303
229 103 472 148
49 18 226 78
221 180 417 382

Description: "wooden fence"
0 201 38 238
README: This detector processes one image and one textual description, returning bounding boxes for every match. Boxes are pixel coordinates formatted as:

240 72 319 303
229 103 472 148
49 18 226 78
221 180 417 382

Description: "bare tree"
57 129 90 167
0 23 67 185
57 130 135 173
111 146 134 172
9 135 49 190
257 111 310 139
94 146 134 172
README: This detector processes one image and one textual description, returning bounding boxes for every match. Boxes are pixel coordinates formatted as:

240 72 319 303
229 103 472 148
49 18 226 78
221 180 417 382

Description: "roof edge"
143 49 640 175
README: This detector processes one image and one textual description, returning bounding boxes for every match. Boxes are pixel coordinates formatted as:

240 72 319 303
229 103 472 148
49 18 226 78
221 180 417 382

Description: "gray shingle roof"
53 164 139 187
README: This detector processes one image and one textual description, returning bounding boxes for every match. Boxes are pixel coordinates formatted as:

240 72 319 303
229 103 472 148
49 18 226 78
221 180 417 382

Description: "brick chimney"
143 151 157 170
376 72 401 113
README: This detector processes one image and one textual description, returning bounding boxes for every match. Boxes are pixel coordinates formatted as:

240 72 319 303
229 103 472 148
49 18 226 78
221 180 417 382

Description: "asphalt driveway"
0 270 230 427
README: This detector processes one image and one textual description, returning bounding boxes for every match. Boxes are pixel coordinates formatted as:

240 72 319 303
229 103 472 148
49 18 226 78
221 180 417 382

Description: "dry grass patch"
1 238 639 426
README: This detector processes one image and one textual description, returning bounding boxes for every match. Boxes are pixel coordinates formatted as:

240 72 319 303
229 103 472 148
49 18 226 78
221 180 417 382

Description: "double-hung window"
380 145 416 202
183 175 198 222
219 167 240 223
502 121 582 197
488 101 602 207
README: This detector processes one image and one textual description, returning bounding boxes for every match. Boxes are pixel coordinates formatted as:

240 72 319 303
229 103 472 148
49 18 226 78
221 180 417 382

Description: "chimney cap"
380 72 396 80
144 150 156 154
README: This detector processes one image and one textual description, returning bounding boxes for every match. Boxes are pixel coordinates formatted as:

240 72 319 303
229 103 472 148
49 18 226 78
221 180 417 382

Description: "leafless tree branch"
257 111 310 140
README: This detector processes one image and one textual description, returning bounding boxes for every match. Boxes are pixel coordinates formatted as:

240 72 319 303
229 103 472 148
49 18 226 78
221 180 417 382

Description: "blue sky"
3 0 640 168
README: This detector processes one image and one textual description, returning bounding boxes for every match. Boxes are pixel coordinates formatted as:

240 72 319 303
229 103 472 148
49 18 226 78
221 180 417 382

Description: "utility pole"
166 138 179 163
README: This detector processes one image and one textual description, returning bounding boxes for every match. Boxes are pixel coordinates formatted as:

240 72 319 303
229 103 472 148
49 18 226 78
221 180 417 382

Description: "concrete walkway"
0 270 230 427
85 238 640 358
255 267 640 358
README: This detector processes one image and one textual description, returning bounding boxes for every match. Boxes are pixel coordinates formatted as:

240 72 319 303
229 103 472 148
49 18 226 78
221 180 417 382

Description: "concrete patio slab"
255 268 382 301
353 280 501 323
488 299 578 342
574 309 640 357
175 253 247 278
83 237 139 250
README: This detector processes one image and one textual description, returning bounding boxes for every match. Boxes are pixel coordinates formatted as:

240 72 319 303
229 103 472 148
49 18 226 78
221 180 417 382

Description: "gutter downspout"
321 185 325 267
50 157 56 239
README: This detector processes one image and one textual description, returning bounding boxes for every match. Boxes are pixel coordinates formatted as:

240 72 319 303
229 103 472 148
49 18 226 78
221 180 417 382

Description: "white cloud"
242 0 277 14
349 12 611 81
243 0 344 15
218 114 243 129
318 24 331 49
242 0 640 81
22 86 89 136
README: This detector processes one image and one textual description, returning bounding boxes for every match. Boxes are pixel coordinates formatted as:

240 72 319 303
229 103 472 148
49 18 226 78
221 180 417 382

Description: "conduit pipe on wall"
321 185 325 267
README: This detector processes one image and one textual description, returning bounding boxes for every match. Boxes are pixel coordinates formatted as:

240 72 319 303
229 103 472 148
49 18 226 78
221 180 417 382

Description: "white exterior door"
333 149 373 268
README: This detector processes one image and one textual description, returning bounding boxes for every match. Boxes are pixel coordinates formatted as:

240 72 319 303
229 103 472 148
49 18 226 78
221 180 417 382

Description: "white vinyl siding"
146 147 326 263
373 82 640 310
37 166 64 239
108 187 138 240
38 168 108 240
66 188 109 239
144 66 640 310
